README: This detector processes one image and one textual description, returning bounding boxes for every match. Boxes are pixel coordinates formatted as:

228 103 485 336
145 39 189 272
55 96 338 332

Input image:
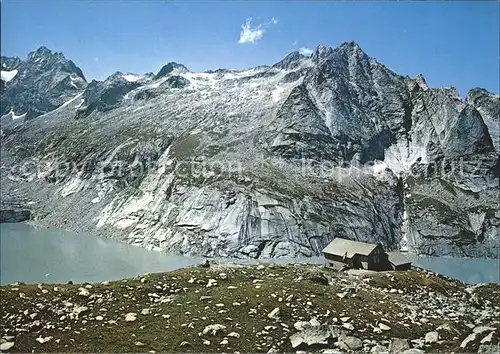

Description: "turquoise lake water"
1 223 498 285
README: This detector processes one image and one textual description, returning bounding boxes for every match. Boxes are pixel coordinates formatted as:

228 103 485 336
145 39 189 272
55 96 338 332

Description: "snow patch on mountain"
1 109 26 121
75 98 85 109
272 85 285 102
182 72 217 89
38 92 84 118
384 140 429 175
11 111 26 120
122 74 141 82
55 92 84 110
1 69 18 82
69 76 81 89
372 162 388 174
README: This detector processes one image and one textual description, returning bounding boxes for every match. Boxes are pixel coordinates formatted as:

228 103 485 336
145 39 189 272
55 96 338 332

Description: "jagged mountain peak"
466 87 497 99
315 43 328 53
94 71 144 83
27 46 62 60
338 40 362 49
312 44 331 62
311 41 368 65
23 46 86 81
414 74 429 90
1 45 87 119
106 71 128 81
272 51 308 70
273 42 370 72
35 45 52 53
31 45 52 55
333 41 369 59
156 62 189 78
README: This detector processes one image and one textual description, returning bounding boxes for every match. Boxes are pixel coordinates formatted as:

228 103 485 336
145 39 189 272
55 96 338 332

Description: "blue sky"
1 1 499 95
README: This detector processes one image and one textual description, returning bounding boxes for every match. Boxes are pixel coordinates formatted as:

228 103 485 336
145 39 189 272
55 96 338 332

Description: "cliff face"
1 43 498 258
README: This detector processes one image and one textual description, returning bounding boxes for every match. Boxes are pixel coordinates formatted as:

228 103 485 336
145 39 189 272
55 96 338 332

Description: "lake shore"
1 262 499 353
2 222 500 286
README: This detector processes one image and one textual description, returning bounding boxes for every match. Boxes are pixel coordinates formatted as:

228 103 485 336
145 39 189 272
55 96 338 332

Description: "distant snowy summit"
1 46 87 119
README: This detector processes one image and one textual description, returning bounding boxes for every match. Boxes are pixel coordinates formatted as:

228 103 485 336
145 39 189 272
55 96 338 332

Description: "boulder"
202 324 226 336
338 336 363 351
267 307 280 320
481 331 494 344
424 331 439 343
473 326 496 334
379 323 391 331
0 342 15 351
290 327 331 348
478 344 500 354
371 344 389 353
388 338 410 353
294 321 312 331
460 333 477 349
124 313 137 322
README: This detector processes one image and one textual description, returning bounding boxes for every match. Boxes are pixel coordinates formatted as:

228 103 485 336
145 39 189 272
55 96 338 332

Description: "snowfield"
1 69 18 82
122 74 141 82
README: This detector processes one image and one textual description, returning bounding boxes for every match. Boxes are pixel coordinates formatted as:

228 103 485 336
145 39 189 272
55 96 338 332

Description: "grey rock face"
273 51 308 70
1 56 22 71
0 195 32 223
1 46 87 119
404 154 499 258
1 42 498 259
466 88 500 153
76 72 147 118
135 75 190 101
265 84 343 162
163 75 190 89
0 208 31 223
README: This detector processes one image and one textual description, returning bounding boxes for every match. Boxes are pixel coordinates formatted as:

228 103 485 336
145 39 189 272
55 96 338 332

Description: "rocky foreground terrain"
1 263 499 353
1 42 499 259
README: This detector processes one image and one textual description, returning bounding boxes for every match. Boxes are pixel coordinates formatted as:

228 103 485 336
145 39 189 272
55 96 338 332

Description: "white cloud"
298 47 313 56
238 18 264 44
238 17 277 44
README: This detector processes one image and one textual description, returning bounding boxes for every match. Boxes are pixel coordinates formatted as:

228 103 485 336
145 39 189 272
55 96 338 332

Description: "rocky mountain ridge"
1 42 498 259
1 47 87 121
